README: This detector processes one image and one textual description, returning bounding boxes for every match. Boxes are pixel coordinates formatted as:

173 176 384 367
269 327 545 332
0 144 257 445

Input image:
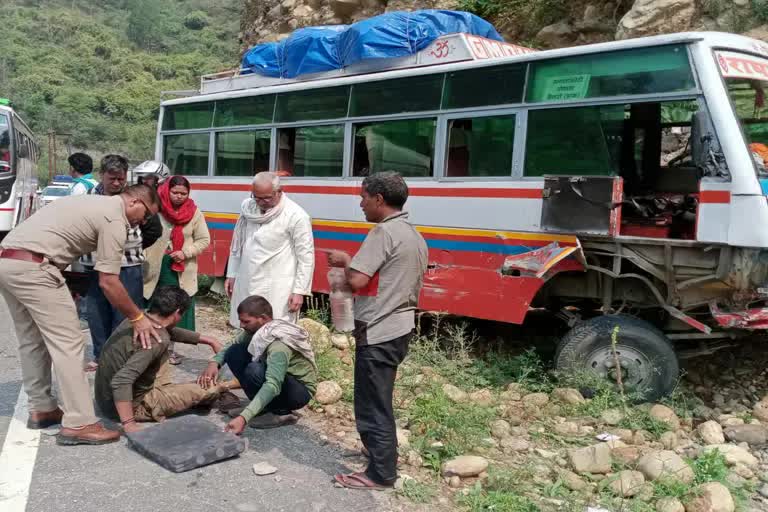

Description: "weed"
305 294 331 327
692 449 729 485
456 0 505 19
459 481 540 512
315 348 346 382
398 478 437 504
754 0 768 23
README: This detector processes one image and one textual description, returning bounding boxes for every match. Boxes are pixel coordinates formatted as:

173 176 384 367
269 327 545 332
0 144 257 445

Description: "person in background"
327 171 428 491
95 286 237 431
0 183 160 445
132 160 170 264
225 171 314 326
82 155 145 371
68 153 97 196
198 295 317 432
144 175 210 365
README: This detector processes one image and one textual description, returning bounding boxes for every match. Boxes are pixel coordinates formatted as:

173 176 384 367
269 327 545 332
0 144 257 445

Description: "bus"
156 31 768 400
0 100 40 241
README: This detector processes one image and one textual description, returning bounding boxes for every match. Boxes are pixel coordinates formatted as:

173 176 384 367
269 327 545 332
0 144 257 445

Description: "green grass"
304 294 331 328
459 475 541 512
398 478 438 504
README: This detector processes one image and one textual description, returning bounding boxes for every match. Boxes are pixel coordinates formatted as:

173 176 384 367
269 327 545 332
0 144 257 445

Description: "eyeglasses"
137 198 153 222
251 191 279 202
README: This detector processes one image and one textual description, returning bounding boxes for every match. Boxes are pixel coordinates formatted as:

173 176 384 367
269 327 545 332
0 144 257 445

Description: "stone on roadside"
637 450 694 483
661 431 679 450
522 392 549 408
697 421 725 445
609 470 645 498
469 389 494 407
500 437 530 453
612 446 642 464
702 444 758 467
448 475 462 488
649 404 681 431
252 462 278 476
315 380 343 404
551 388 585 405
753 401 768 423
569 443 612 474
732 463 755 480
601 408 625 425
560 470 588 491
396 428 410 449
331 333 351 350
405 450 423 468
394 474 414 491
442 455 489 478
684 482 734 512
554 421 579 435
490 419 511 440
298 318 331 351
442 383 468 403
723 424 768 445
658 497 685 512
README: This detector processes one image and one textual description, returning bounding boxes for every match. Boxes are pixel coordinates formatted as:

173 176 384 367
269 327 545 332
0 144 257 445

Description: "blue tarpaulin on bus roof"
240 10 502 79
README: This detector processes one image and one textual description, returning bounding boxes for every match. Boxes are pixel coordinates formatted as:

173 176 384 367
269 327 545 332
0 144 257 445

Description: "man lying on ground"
198 295 317 433
95 285 238 432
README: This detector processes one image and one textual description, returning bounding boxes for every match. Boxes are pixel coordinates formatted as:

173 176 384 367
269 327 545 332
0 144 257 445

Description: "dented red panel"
502 241 585 278
710 302 768 329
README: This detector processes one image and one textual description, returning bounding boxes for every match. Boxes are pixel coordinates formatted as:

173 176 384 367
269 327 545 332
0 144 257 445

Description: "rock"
612 446 642 464
396 428 410 448
684 482 734 512
500 437 530 453
602 408 625 426
405 450 423 468
732 463 754 480
315 381 343 405
252 462 277 476
500 390 522 401
698 421 725 445
702 444 759 467
329 0 360 18
331 333 350 350
616 0 697 40
733 0 749 6
754 401 768 423
394 474 414 491
442 455 489 478
554 422 579 435
633 430 649 446
658 497 685 512
720 417 744 427
637 451 694 483
650 404 681 431
609 470 646 497
298 318 331 351
744 25 768 44
535 448 558 459
661 431 679 450
724 424 768 445
490 420 511 440
522 393 549 408
759 483 768 498
448 475 461 488
536 21 576 48
442 383 468 403
469 389 494 407
552 388 585 405
569 443 612 474
560 470 588 491
611 429 634 442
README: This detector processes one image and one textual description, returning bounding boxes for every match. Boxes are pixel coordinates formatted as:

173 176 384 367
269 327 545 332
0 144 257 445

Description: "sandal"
333 472 390 491
168 352 182 365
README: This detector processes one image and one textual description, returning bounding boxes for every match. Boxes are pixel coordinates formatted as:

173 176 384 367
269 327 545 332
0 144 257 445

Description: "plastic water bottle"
327 267 354 332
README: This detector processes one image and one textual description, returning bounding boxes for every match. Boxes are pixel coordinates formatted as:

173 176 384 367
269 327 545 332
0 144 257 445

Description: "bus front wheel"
554 315 679 402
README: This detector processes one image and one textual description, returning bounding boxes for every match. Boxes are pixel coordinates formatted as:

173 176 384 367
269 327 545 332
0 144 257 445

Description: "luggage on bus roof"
241 9 503 79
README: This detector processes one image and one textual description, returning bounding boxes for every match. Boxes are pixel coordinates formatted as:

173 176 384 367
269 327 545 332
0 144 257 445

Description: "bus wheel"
554 315 679 402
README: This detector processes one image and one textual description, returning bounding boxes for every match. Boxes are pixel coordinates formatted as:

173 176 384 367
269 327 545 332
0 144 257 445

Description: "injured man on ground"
95 286 240 432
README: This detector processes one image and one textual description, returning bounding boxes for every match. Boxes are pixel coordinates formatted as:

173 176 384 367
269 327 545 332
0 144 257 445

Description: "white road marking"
0 387 40 512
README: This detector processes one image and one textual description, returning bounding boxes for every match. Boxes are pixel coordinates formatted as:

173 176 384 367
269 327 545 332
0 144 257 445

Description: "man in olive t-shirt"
328 172 428 490
0 184 160 445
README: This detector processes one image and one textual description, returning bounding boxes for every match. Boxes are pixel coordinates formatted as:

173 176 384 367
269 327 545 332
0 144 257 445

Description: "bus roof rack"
159 90 202 100
199 33 535 95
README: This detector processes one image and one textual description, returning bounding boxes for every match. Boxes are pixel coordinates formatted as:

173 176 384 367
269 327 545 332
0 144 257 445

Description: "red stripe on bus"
0 208 13 211
699 191 731 204
194 182 543 199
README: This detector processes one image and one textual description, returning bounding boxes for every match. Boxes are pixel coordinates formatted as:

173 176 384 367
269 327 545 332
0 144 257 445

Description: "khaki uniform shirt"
350 212 428 345
1 195 129 274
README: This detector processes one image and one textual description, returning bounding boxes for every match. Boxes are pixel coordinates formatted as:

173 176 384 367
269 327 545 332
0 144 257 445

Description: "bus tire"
554 315 679 402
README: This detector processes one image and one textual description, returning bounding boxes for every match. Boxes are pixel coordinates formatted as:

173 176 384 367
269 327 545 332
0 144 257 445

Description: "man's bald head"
123 183 160 207
121 183 160 227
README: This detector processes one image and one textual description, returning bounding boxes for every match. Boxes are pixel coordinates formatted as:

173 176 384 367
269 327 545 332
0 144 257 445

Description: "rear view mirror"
691 111 727 178
16 145 29 159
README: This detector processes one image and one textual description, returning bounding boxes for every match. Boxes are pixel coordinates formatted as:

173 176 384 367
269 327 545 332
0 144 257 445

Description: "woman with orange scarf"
144 176 210 337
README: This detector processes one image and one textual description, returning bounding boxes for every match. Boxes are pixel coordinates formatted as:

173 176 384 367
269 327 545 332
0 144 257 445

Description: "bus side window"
277 125 344 178
352 118 436 178
446 115 516 177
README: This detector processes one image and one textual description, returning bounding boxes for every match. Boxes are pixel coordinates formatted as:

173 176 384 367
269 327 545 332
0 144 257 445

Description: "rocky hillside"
240 0 768 52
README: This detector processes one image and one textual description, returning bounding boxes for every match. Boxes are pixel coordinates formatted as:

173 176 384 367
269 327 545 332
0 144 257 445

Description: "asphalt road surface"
0 295 392 512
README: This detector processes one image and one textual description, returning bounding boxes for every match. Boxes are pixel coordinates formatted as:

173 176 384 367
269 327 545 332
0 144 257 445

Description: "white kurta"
227 197 315 326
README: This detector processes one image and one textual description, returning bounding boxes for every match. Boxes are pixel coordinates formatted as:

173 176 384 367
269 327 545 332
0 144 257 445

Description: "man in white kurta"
225 172 315 326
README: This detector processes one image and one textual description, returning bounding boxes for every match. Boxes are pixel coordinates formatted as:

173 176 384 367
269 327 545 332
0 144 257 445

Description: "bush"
184 11 209 30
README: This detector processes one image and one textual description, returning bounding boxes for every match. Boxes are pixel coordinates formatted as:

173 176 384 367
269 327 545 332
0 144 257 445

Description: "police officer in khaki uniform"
0 183 161 445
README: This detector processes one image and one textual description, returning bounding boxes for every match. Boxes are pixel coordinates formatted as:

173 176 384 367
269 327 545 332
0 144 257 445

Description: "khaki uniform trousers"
0 259 98 427
133 359 220 422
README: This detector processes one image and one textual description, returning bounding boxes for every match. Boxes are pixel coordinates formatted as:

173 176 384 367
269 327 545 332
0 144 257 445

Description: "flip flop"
333 472 389 491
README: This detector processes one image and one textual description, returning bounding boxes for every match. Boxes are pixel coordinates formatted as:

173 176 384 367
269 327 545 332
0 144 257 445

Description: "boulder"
560 470 588 491
536 21 577 48
298 318 331 351
609 470 646 497
490 419 511 440
469 389 494 407
637 450 694 483
612 446 642 464
744 25 768 43
697 421 725 445
500 437 530 453
331 333 351 350
442 384 468 404
569 443 612 474
522 392 549 408
315 381 343 405
551 388 585 405
329 0 361 18
753 401 768 423
702 444 758 467
724 424 768 445
601 408 625 426
442 455 488 478
554 421 579 435
657 497 685 512
616 0 697 40
684 482 734 512
649 404 681 431
661 431 679 450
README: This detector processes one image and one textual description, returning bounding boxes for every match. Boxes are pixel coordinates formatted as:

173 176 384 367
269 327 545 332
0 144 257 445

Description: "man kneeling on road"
95 286 238 431
198 295 317 433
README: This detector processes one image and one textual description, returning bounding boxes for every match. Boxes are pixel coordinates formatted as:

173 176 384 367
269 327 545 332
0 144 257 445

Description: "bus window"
215 130 270 176
214 95 275 127
162 103 214 130
275 86 350 123
352 118 436 177
277 125 344 177
726 78 768 173
164 133 209 175
0 115 10 173
443 65 526 109
446 115 516 177
350 75 442 117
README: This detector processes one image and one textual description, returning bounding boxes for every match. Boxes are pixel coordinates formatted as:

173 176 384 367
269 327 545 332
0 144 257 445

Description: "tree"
126 0 165 51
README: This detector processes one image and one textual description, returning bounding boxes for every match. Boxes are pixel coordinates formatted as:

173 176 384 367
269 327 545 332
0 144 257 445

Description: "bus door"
540 175 623 236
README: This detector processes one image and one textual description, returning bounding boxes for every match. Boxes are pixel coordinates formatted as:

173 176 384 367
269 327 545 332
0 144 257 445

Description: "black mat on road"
125 416 248 473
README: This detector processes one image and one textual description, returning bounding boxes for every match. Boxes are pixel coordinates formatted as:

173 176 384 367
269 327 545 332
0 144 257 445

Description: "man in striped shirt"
82 155 146 371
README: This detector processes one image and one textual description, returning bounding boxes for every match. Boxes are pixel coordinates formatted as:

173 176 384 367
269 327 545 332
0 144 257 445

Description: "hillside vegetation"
0 0 240 176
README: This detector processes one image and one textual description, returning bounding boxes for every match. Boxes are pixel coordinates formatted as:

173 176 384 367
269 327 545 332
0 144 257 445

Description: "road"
0 295 391 512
